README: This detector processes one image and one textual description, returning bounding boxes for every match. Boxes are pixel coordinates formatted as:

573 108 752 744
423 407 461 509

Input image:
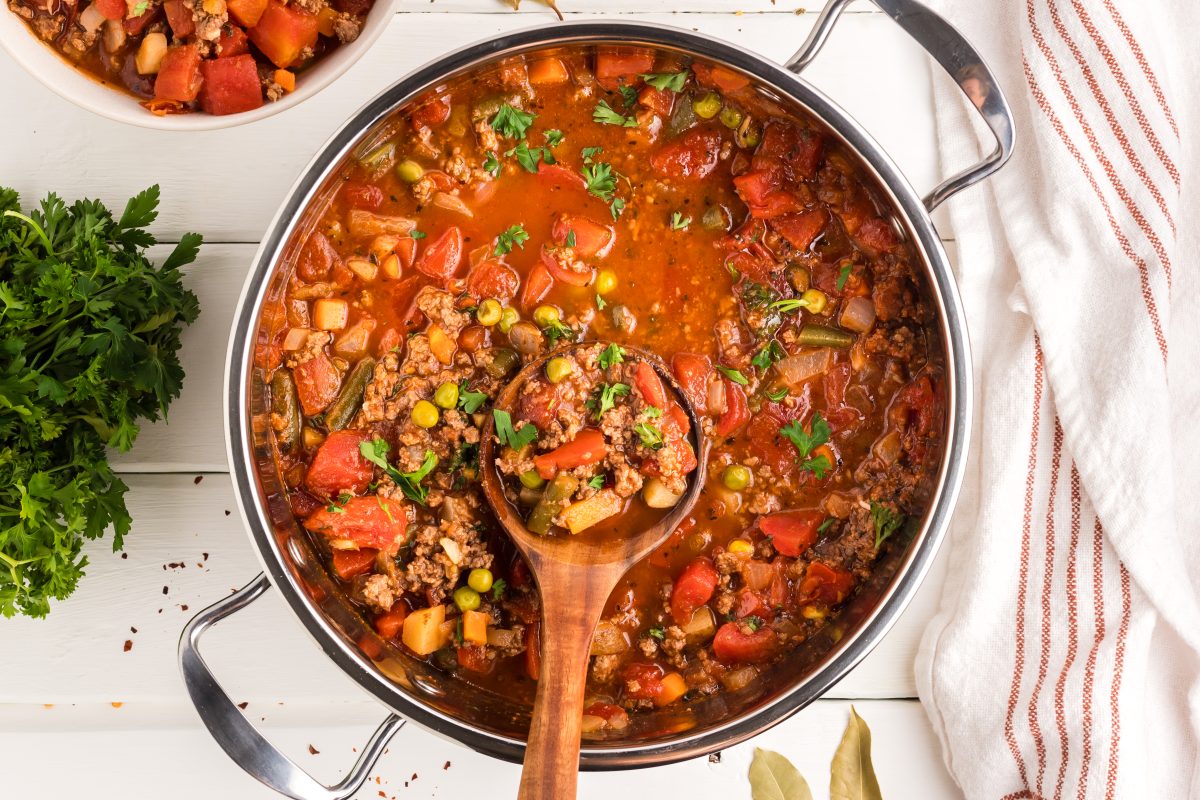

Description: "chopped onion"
347 210 415 239
439 537 463 565
79 4 106 34
103 19 126 52
742 561 774 592
706 376 727 414
682 606 716 643
720 665 758 691
432 192 473 218
486 628 522 649
590 621 629 656
282 327 312 351
839 296 877 333
774 347 832 388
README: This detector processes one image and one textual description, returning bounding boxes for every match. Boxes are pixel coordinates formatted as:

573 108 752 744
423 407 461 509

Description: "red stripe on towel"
1052 463 1082 800
1105 562 1132 797
1101 0 1179 139
1077 516 1106 799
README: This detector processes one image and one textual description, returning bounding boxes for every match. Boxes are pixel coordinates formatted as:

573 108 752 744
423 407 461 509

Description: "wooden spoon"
479 343 708 800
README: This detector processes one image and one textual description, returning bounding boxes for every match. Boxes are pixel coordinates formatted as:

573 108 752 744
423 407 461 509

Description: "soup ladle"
479 343 709 800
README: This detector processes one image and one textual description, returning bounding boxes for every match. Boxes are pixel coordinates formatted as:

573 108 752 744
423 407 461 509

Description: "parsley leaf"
541 319 576 347
635 423 664 450
836 262 853 291
640 71 688 92
544 129 564 147
457 382 488 413
493 224 530 256
609 197 627 220
670 212 691 230
779 412 831 459
595 293 607 310
597 342 625 369
493 409 538 450
359 439 439 506
483 151 501 177
817 518 836 534
618 84 638 108
800 452 833 479
581 146 604 163
593 100 638 128
131 0 149 16
587 382 630 419
409 230 427 240
504 141 544 173
644 406 662 418
871 502 905 549
565 230 577 248
751 341 786 370
581 161 618 200
0 185 200 618
765 386 788 402
744 615 764 632
587 475 606 490
491 578 507 600
716 365 749 385
491 104 535 139
648 626 666 640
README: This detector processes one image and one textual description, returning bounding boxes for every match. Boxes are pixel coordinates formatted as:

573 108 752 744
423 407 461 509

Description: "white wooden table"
0 1 964 796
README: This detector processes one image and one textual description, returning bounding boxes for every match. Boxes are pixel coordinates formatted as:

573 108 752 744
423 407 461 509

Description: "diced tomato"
393 236 417 269
758 509 824 557
292 351 341 416
93 0 125 20
670 557 719 625
302 496 408 552
216 24 250 57
771 209 826 252
855 217 897 253
296 232 338 282
373 605 407 639
533 428 607 480
198 55 263 116
519 262 554 309
528 57 569 86
638 85 673 116
891 374 938 438
732 168 781 208
671 353 711 414
735 589 772 622
154 45 203 103
227 0 267 26
692 61 750 94
515 379 561 431
305 429 374 497
633 361 668 408
162 0 195 34
415 226 464 284
650 126 722 181
456 644 494 674
712 622 778 664
340 181 384 211
332 547 377 580
465 259 519 300
551 215 614 259
797 561 854 605
536 162 588 191
583 702 629 728
715 378 750 437
524 622 541 680
247 0 318 69
539 245 593 287
411 94 451 129
621 662 666 701
756 121 824 179
792 128 825 178
594 46 654 91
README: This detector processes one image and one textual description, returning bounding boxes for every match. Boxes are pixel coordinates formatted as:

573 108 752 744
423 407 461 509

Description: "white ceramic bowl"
0 0 394 130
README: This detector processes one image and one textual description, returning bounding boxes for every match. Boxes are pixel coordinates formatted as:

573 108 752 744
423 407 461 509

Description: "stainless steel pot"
181 2 1013 797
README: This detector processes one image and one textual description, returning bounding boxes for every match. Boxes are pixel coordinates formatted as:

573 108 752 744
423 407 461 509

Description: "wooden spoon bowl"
479 342 708 800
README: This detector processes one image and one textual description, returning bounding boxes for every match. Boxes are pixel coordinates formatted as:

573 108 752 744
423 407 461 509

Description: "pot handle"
786 0 1015 211
179 574 406 800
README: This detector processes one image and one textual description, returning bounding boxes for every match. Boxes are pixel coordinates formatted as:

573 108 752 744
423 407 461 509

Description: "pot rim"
224 19 971 768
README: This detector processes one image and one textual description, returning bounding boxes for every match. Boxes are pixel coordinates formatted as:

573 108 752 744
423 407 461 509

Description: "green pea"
433 381 459 410
532 305 561 328
453 586 481 612
545 356 574 384
498 307 520 333
719 105 744 129
721 464 752 491
476 298 503 327
467 568 494 594
520 469 546 489
692 92 722 120
735 122 761 149
411 400 439 428
396 159 424 184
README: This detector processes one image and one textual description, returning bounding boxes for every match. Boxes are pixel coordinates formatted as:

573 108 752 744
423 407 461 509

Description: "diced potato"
346 257 377 281
654 672 688 707
590 620 629 656
720 665 758 692
401 605 447 655
332 317 375 360
301 427 324 449
428 324 456 365
642 478 682 509
380 254 401 279
370 234 400 262
135 32 168 75
313 298 348 331
580 714 606 734
462 609 490 645
439 537 463 565
682 605 716 644
486 627 521 649
561 489 623 534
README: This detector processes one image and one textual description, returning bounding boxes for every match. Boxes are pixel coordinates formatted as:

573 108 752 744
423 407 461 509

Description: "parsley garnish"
409 230 427 240
491 104 535 139
640 71 688 92
716 365 749 385
670 212 691 230
595 293 607 310
765 386 788 402
587 475 606 490
359 439 439 506
542 319 576 347
772 295 823 313
587 382 630 419
593 100 638 128
131 0 149 15
582 161 618 200
483 151 501 177
609 197 626 220
779 412 833 478
493 409 538 450
618 84 638 108
580 146 604 163
751 341 786 370
744 615 764 632
544 129 564 147
644 406 662 419
817 518 835 534
597 342 625 369
565 229 577 248
491 578 507 601
326 503 345 514
635 423 664 450
0 185 201 618
836 263 853 291
871 502 905 549
448 441 479 489
648 626 666 641
493 224 529 256
505 141 548 173
457 382 488 413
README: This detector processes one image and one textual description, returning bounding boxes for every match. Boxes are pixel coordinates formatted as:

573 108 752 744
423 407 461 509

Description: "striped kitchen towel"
914 1 1200 798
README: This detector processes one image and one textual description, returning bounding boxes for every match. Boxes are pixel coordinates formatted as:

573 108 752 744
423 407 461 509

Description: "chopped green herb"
325 503 345 514
644 405 662 419
409 230 427 240
772 294 824 313
490 578 507 601
582 161 618 200
836 263 853 291
593 100 638 128
618 84 638 108
817 518 836 534
640 71 689 92
482 151 501 177
751 341 786 370
587 475 606 490
493 409 538 450
871 502 905 549
765 386 789 402
595 293 607 310
541 319 576 347
491 104 535 139
457 382 488 413
359 439 439 506
504 141 544 173
609 197 627 220
587 382 630 419
448 442 479 490
801 453 833 479
131 1 149 15
565 229 577 248
744 615 764 632
597 342 626 369
581 145 604 163
635 422 664 450
716 365 749 385
493 224 530 256
670 211 691 230
544 129 565 147
648 626 666 641
779 412 830 458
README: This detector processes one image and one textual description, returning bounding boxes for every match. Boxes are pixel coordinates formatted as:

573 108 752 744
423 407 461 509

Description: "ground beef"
284 331 332 368
591 654 621 684
397 518 493 603
358 572 396 612
332 13 361 43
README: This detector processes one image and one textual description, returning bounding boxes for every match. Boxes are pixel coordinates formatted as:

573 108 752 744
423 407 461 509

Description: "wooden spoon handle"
517 567 617 800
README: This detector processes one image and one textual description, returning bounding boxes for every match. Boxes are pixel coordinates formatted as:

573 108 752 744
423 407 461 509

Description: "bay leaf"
748 747 814 800
829 707 883 800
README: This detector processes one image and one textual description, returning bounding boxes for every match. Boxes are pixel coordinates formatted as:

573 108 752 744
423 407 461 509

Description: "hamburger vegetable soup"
263 46 944 732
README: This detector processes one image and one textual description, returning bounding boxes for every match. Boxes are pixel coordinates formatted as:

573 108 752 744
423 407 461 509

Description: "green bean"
485 348 520 379
797 324 855 349
325 357 375 431
270 370 301 453
526 474 579 535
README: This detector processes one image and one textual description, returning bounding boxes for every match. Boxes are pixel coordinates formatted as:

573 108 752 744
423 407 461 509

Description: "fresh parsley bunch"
0 186 201 618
